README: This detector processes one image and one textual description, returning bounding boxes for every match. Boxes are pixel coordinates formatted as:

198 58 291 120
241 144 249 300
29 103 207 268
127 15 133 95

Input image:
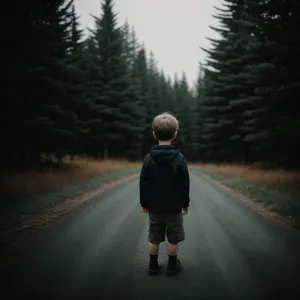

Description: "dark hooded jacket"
139 144 190 214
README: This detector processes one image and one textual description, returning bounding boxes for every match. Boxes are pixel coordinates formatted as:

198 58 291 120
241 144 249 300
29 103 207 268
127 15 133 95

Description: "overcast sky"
74 0 223 87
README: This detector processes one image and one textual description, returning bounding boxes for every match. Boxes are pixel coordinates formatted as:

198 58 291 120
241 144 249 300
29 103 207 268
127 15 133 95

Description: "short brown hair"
152 112 179 141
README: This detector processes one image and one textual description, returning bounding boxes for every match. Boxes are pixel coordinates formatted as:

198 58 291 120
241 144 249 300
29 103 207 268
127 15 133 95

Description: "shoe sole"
148 266 161 275
166 268 182 275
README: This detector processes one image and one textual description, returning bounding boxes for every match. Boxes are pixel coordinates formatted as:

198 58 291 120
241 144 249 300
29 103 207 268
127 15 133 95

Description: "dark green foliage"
2 0 298 169
2 0 77 168
198 0 300 168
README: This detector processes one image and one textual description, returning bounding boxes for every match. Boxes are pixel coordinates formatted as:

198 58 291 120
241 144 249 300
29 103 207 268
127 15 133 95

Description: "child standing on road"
139 112 190 275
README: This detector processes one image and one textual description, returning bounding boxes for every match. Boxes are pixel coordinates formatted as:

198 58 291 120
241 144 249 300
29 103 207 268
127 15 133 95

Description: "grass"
193 163 300 227
1 157 141 202
195 163 300 191
0 157 141 231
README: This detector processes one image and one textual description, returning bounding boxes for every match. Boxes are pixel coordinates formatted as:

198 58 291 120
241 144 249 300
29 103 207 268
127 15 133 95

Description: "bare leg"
168 243 178 256
149 243 159 255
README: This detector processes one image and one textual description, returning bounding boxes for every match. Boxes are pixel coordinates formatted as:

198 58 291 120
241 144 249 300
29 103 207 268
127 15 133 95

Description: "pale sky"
74 0 223 87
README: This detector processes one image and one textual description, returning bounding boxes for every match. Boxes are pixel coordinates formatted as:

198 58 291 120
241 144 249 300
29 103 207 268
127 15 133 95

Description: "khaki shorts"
148 213 185 244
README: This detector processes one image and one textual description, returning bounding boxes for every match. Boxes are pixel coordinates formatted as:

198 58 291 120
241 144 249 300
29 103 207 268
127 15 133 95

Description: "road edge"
192 168 299 234
0 173 139 256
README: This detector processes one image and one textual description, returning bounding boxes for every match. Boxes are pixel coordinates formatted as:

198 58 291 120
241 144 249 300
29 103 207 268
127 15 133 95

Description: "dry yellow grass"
0 157 141 202
196 163 300 190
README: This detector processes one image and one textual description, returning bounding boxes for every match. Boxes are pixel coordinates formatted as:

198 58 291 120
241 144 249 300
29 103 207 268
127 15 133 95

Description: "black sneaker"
166 258 183 275
148 262 161 275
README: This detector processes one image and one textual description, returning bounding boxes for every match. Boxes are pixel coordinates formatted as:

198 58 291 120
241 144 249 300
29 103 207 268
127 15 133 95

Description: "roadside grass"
0 157 141 231
192 163 300 228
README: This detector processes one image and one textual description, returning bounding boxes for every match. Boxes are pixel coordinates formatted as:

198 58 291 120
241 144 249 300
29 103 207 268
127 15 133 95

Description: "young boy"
139 112 190 275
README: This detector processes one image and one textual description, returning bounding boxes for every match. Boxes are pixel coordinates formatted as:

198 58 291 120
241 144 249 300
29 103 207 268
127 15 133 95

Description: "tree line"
2 0 299 169
198 0 300 168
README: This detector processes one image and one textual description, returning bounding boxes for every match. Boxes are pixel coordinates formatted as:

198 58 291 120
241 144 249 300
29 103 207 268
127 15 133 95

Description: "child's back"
140 144 189 214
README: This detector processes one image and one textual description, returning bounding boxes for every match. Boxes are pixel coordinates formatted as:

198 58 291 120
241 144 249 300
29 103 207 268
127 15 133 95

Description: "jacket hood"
150 144 180 165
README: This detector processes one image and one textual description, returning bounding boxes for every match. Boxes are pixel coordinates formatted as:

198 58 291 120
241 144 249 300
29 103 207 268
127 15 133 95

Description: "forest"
2 0 300 170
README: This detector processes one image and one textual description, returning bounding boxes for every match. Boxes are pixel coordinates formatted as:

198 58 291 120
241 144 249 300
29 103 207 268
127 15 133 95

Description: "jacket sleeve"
139 155 151 208
179 155 190 208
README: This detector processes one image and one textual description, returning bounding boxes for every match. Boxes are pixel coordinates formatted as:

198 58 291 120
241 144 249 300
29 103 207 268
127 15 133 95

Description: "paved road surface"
2 171 300 299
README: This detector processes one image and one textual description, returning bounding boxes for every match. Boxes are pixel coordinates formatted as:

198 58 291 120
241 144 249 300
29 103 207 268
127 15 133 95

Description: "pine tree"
198 0 300 167
174 73 192 156
78 37 104 156
44 0 79 162
121 20 140 74
4 0 78 166
132 47 153 155
89 0 145 159
273 0 300 167
68 4 84 58
190 63 205 161
200 0 250 162
158 71 175 114
65 4 91 156
147 51 163 117
241 0 300 167
2 0 202 168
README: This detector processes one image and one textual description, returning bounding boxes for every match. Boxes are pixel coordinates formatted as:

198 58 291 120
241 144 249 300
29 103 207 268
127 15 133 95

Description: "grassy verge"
192 163 300 228
0 158 141 232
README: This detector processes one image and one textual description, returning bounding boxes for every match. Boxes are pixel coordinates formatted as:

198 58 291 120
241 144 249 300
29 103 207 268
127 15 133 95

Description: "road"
1 170 300 300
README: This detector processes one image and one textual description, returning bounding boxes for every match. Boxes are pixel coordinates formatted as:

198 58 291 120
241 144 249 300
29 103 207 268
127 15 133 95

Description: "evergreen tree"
7 0 300 169
65 4 91 157
132 47 154 155
240 0 300 167
89 0 144 159
121 20 140 74
198 0 300 167
147 51 163 117
200 0 253 162
3 0 78 166
190 63 205 161
2 0 199 168
68 4 84 58
174 73 192 156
